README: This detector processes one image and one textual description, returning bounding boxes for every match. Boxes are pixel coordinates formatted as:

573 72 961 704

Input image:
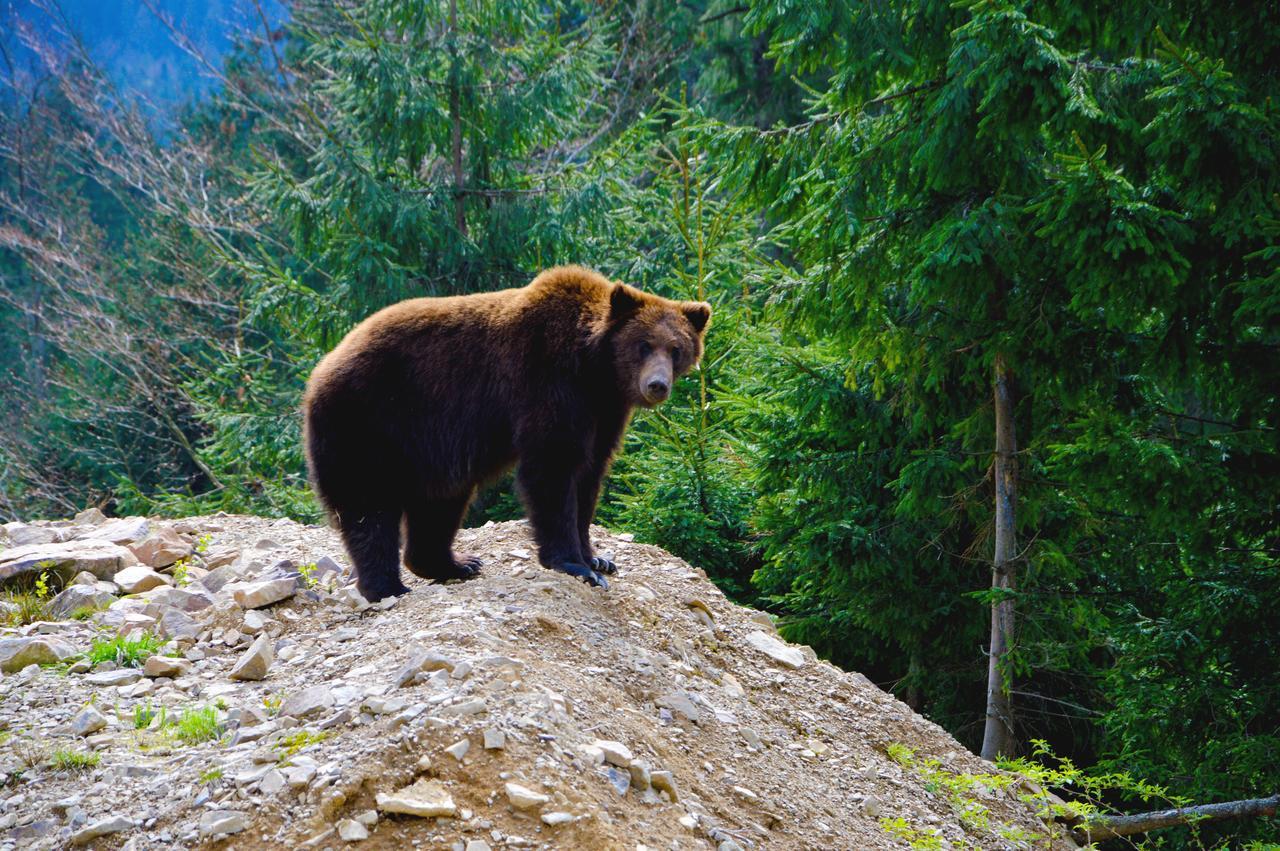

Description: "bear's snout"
639 358 674 406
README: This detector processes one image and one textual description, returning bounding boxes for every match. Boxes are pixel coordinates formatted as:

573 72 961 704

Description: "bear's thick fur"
303 265 711 602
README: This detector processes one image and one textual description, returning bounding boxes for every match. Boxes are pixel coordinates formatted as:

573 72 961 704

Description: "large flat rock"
0 539 138 588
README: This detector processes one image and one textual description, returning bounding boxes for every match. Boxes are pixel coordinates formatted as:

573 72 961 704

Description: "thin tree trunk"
448 0 466 237
1072 794 1279 842
981 352 1018 759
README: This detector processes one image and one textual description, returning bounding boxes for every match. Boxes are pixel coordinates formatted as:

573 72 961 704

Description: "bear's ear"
683 301 711 334
609 282 643 323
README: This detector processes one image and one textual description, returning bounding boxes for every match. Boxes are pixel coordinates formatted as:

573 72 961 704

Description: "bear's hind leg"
338 508 408 602
404 493 482 582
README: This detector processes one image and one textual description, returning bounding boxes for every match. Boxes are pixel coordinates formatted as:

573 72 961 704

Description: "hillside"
0 513 1075 849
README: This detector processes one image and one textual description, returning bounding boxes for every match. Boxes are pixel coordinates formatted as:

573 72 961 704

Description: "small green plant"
275 729 328 762
12 737 48 769
49 747 101 772
297 562 319 590
262 694 283 717
1 568 55 626
880 816 944 850
170 558 191 587
133 700 160 730
68 604 104 621
198 767 224 784
194 534 212 555
172 705 223 745
87 632 163 668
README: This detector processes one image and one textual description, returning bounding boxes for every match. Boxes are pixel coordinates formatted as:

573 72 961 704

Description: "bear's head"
609 283 711 408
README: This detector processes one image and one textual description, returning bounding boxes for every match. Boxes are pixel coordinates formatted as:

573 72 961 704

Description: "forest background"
1 1 1276 846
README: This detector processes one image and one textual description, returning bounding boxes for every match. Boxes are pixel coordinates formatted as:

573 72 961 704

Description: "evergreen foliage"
0 1 1276 845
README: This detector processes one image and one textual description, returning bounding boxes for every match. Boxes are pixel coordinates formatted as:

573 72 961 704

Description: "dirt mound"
0 514 1073 849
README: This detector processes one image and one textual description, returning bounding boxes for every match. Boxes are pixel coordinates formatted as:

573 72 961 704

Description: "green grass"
132 700 162 730
87 632 164 668
49 748 101 772
69 604 106 621
1 568 55 626
172 706 222 745
198 767 223 784
275 729 328 762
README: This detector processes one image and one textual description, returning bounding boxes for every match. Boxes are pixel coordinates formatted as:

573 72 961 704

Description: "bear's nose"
646 379 670 400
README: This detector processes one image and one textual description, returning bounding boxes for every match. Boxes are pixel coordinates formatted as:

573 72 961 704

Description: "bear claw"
554 561 609 590
591 556 618 575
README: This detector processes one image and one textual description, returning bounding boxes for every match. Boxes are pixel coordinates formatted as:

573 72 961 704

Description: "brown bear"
302 265 711 602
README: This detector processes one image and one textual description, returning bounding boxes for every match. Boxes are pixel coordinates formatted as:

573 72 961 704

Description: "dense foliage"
1 1 1276 845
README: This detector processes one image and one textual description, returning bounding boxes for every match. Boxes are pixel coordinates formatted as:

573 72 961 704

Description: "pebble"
483 727 506 750
337 818 368 841
444 738 470 761
504 782 549 811
541 811 573 826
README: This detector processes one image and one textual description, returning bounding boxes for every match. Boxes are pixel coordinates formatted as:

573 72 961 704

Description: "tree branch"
1068 794 1279 842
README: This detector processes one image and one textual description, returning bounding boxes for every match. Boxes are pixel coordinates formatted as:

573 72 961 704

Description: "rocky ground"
0 512 1075 850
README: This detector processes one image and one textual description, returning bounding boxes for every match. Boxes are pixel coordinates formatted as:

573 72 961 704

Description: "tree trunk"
448 0 466 237
981 352 1018 760
1070 794 1279 842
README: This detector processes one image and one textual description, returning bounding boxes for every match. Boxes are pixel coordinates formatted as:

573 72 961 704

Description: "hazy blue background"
4 0 287 110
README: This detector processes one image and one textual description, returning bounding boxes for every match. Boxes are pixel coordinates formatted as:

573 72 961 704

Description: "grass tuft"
172 705 222 745
49 748 101 772
87 632 164 668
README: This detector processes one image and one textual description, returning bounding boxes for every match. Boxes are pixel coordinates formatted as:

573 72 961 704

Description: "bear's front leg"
517 455 608 589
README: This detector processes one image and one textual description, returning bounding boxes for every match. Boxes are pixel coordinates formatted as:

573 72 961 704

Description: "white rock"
47 584 115 619
85 669 142 687
281 685 335 718
113 564 171 594
260 769 286 796
337 818 368 841
593 739 634 768
128 526 192 568
199 810 248 836
227 577 297 609
69 815 132 845
465 842 492 851
157 608 200 641
376 778 456 818
142 655 191 678
541 811 574 825
745 630 807 669
0 636 78 672
483 728 506 750
0 539 137 586
83 517 150 545
504 782 550 811
71 705 109 736
73 507 108 525
241 609 271 635
229 634 273 681
444 738 470 761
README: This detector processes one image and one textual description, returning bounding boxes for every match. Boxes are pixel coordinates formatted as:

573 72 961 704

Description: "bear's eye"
670 346 682 364
639 341 652 357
